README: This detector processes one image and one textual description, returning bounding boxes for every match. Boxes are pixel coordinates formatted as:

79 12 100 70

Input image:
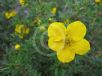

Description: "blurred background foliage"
0 0 102 76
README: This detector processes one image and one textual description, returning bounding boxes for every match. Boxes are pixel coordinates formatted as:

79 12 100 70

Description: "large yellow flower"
48 21 90 63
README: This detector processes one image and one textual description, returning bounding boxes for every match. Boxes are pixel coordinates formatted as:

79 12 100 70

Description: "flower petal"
67 21 86 41
15 25 22 33
57 47 75 63
48 22 66 41
48 38 64 52
71 39 90 55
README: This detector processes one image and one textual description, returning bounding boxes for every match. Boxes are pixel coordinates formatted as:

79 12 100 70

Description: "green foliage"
0 0 102 76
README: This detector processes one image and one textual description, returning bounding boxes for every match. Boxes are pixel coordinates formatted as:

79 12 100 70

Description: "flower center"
65 38 72 46
64 34 73 47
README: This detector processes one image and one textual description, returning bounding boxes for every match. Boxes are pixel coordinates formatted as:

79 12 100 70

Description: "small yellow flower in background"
48 21 90 63
19 0 25 6
39 26 46 32
95 0 102 2
15 44 21 50
15 24 30 38
5 10 17 19
51 7 57 15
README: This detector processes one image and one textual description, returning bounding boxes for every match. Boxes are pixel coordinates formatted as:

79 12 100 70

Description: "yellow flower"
19 0 25 6
15 44 21 50
51 7 57 15
95 0 102 2
15 24 30 38
48 21 90 63
5 10 17 19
